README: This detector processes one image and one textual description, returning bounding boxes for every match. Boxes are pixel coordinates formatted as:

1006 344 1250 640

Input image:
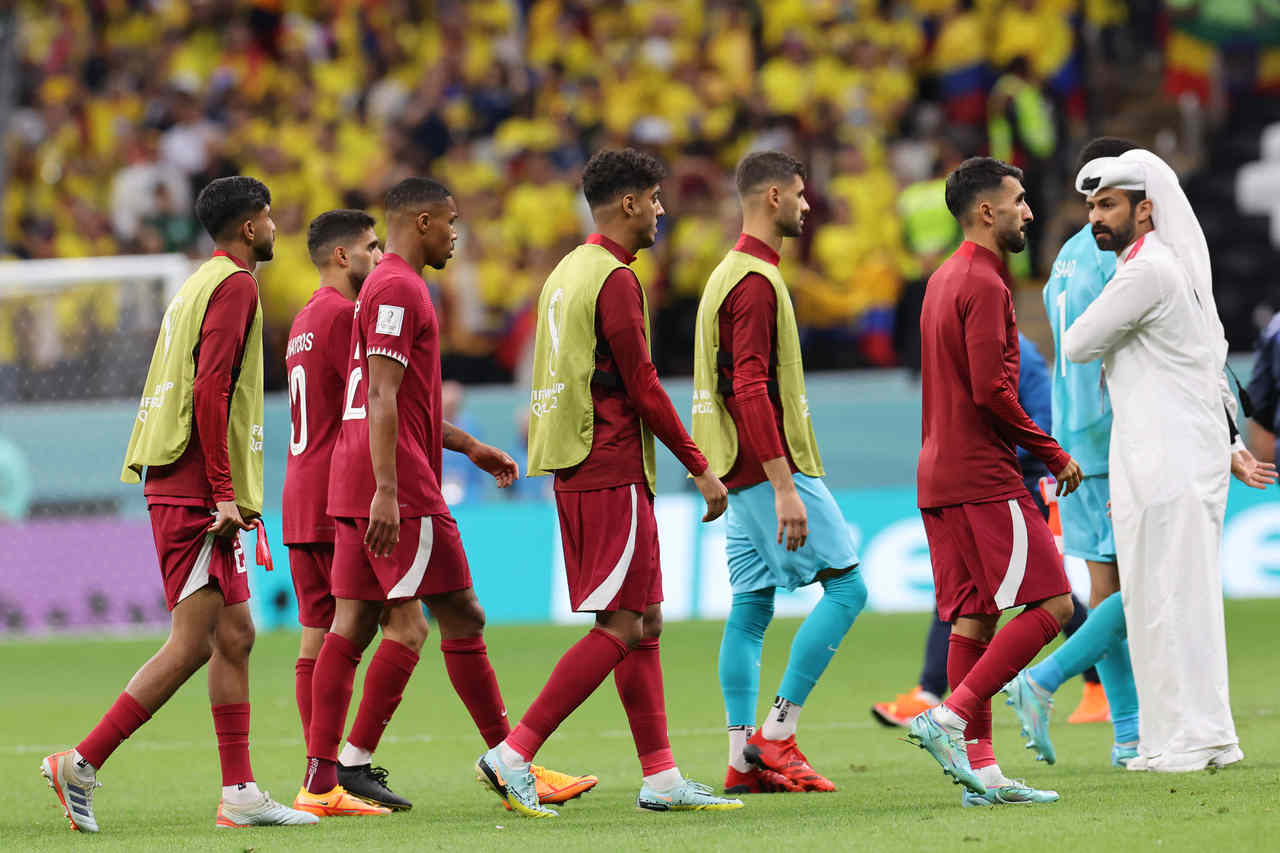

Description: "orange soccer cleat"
742 731 835 792
723 765 801 794
871 686 941 728
501 764 598 810
292 785 391 817
1067 681 1111 724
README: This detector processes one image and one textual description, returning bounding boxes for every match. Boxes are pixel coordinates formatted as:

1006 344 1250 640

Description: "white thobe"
1063 230 1238 766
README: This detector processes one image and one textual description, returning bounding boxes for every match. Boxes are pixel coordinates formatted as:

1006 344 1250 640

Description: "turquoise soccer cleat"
475 747 557 819
905 708 985 795
1111 743 1139 768
961 780 1061 807
636 779 744 812
1003 671 1056 765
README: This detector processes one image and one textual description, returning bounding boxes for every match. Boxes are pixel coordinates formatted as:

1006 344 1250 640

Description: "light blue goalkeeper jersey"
1042 224 1117 475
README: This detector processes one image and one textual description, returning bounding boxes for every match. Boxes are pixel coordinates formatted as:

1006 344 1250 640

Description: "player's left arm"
1063 259 1161 364
442 421 519 488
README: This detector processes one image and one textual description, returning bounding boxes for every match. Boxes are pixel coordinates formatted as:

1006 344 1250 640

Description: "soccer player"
872 333 1105 730
1065 150 1275 771
691 151 866 795
908 157 1083 805
1002 137 1145 769
475 148 742 817
285 209 595 813
41 176 317 831
293 180 593 815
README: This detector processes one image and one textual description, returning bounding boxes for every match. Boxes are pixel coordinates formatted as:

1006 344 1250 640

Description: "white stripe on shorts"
577 484 638 611
994 498 1029 609
388 519 434 599
176 534 215 605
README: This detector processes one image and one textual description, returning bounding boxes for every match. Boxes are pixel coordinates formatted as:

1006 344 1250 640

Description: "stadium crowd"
1 0 1273 398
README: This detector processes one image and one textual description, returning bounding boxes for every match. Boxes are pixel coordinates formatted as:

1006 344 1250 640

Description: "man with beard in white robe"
1063 150 1276 772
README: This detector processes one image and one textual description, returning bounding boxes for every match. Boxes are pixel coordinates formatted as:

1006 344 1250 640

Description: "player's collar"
733 233 780 266
586 233 636 265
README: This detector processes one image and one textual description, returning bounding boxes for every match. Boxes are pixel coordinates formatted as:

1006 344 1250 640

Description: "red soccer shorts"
557 483 662 614
331 514 472 602
921 493 1070 623
149 504 250 611
288 543 335 629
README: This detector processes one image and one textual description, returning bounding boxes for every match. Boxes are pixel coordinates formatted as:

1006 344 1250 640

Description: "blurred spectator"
2 0 1204 396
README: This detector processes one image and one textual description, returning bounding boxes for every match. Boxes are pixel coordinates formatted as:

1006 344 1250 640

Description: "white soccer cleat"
41 749 100 833
216 791 320 828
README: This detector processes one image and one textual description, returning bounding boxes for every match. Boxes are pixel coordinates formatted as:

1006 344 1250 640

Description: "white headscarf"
1075 149 1227 372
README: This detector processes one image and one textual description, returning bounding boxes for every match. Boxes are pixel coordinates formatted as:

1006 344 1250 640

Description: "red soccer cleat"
723 765 801 794
742 731 835 792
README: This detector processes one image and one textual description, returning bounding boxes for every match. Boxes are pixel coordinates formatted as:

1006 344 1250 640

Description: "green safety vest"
527 243 658 493
988 74 1055 162
898 177 960 256
692 248 823 479
121 255 265 511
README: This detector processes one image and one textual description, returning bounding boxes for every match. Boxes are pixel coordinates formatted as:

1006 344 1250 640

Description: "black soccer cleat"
337 763 413 811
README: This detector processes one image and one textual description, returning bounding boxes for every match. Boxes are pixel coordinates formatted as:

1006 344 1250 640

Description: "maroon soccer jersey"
326 252 449 519
282 286 354 544
145 251 258 509
716 234 797 491
553 234 707 492
917 241 1069 508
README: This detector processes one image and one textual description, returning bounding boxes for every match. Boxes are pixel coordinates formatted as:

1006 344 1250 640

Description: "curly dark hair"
943 157 1023 219
1075 137 1137 172
735 150 806 196
581 148 666 208
307 209 377 265
194 176 271 241
385 177 451 213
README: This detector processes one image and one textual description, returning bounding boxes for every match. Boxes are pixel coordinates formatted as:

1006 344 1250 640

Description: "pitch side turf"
5 600 1279 852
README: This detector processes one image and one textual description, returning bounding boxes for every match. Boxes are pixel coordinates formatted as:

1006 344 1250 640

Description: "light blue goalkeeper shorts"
1059 474 1116 563
725 473 860 595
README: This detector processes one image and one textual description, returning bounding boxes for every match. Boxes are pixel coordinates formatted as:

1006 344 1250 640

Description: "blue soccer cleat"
1111 743 1139 768
636 778 744 812
961 780 1061 807
1003 671 1056 765
905 707 985 795
475 747 557 819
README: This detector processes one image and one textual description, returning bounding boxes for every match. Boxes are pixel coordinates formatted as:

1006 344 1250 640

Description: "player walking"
41 176 317 831
293 180 592 816
1002 138 1143 769
285 208 595 814
907 157 1083 805
692 151 866 795
1065 149 1275 771
475 148 742 817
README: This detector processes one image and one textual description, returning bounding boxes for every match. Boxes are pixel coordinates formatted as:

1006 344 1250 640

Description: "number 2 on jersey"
343 365 367 421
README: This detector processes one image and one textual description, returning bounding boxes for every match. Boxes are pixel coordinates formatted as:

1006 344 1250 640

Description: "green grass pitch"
4 600 1279 852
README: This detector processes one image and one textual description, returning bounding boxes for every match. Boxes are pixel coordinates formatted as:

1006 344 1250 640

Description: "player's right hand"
209 500 252 538
693 469 728 522
1054 457 1083 496
366 488 400 557
775 487 808 551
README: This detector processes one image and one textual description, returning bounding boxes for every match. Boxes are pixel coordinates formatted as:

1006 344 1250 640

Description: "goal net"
0 253 194 635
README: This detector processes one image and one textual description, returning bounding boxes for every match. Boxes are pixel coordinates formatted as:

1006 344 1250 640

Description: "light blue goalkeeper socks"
1028 590 1125 694
777 568 867 705
1096 635 1139 744
1026 590 1138 743
718 589 775 727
